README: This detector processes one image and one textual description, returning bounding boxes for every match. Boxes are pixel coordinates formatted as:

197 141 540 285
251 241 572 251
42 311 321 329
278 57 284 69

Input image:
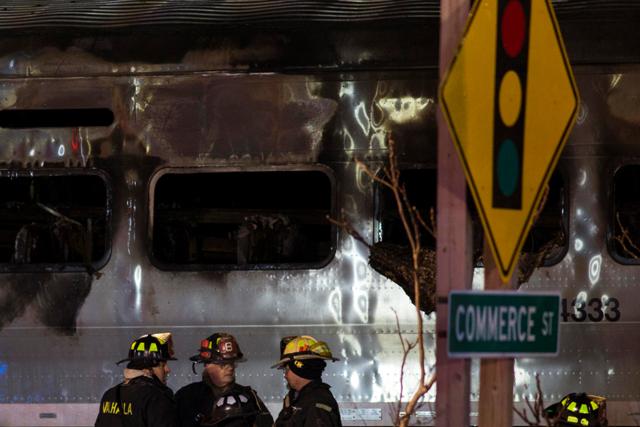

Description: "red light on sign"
501 0 526 58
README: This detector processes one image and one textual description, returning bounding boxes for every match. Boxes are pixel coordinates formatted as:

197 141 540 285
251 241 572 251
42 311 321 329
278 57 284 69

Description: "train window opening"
375 168 437 250
151 169 334 269
520 171 567 265
468 171 566 266
0 108 114 129
0 173 110 269
375 168 483 264
376 169 567 265
611 165 640 263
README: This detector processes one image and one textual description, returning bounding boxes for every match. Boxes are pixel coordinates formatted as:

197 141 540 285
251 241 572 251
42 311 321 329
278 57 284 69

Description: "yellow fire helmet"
271 335 339 368
117 332 177 368
545 392 607 427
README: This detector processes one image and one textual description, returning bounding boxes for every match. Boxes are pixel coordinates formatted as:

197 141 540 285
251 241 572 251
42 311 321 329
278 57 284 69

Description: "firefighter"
545 393 607 427
272 335 342 427
175 332 273 427
95 332 178 427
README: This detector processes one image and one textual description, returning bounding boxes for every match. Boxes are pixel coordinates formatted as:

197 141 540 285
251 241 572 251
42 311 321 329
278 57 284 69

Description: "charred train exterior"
1 1 640 426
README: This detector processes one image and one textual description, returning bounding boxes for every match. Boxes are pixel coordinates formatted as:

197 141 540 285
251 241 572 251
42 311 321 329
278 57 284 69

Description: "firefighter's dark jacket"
95 374 176 427
275 381 342 427
175 379 273 427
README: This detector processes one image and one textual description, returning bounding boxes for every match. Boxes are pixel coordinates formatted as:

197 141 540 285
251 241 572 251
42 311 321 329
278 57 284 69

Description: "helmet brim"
190 353 246 364
270 353 339 369
116 356 177 366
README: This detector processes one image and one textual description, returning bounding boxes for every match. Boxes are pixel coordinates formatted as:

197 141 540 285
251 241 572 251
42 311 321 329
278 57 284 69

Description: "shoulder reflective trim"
315 403 332 413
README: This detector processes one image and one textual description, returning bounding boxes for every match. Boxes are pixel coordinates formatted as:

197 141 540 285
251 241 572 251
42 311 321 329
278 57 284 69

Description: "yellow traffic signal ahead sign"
440 0 579 283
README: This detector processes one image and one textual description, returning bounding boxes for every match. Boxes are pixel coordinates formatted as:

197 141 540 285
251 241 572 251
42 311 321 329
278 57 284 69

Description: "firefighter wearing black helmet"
95 332 178 427
545 393 607 427
272 336 342 427
175 332 273 427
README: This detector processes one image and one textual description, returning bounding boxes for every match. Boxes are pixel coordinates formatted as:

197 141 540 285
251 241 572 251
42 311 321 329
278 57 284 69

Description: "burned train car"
1 1 640 426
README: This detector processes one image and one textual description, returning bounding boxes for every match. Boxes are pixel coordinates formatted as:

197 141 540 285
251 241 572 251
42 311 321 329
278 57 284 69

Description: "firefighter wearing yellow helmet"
272 335 342 427
95 332 178 427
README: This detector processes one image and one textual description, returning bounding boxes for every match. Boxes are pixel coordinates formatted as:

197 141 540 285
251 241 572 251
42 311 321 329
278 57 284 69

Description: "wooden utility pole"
439 0 574 424
435 1 471 426
478 241 515 427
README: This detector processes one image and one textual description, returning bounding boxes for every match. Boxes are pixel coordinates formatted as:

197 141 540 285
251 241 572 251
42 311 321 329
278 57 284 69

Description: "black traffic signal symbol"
492 0 531 210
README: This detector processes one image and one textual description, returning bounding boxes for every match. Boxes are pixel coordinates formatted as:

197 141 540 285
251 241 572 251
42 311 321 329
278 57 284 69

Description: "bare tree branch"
614 212 640 259
326 213 371 249
329 134 435 426
414 206 436 239
384 135 429 427
392 309 418 425
513 374 552 427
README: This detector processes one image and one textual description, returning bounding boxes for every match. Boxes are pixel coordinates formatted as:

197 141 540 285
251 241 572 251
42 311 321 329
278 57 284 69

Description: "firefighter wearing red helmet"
95 332 178 427
175 332 273 427
272 335 342 427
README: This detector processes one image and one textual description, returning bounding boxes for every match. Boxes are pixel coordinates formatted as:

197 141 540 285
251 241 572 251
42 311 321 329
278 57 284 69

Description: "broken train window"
520 170 568 266
374 168 437 249
0 171 110 269
150 168 334 269
611 164 640 263
375 168 567 265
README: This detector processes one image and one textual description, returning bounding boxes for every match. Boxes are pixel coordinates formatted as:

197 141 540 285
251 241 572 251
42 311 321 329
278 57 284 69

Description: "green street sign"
448 291 560 358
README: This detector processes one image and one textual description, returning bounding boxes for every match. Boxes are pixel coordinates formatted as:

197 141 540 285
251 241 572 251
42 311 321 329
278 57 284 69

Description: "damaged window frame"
148 165 336 271
374 165 569 267
0 168 112 273
520 168 569 266
373 165 438 250
609 163 640 264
